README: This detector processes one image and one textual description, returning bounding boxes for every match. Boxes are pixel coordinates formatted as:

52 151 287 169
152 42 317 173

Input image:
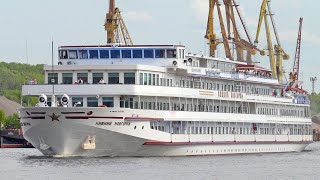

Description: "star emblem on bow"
49 113 60 122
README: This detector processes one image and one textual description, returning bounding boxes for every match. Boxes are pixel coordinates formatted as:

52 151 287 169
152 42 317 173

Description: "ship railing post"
170 121 172 143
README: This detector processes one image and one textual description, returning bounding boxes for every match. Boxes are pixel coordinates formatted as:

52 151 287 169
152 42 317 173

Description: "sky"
0 0 319 92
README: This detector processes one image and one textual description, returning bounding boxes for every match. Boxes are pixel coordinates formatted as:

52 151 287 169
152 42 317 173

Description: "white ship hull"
19 107 312 157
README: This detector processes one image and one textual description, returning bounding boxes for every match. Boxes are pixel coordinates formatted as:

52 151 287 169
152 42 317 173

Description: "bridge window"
167 49 177 58
72 97 83 107
89 50 99 59
133 50 143 58
48 73 58 84
124 73 135 84
87 97 98 107
111 50 121 58
93 73 104 84
144 49 154 58
122 50 132 58
144 73 148 85
99 50 109 59
59 50 68 59
102 97 114 107
62 73 73 84
68 50 78 59
155 49 165 58
79 50 88 59
77 73 88 84
139 73 143 85
108 73 119 84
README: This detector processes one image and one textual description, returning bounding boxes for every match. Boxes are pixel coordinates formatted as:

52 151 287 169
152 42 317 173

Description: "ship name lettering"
191 68 201 73
95 122 112 126
20 122 31 127
205 69 220 77
114 122 131 126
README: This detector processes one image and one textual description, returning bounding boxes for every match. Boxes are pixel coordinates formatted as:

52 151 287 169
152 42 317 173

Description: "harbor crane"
288 17 303 90
205 0 232 60
104 0 133 45
205 0 265 63
255 0 289 82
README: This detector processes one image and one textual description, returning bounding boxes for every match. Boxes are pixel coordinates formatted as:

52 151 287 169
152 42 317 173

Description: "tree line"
0 110 20 129
0 62 44 106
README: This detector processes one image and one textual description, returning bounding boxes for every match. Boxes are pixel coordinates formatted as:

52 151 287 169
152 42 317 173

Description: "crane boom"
105 0 116 44
255 0 267 44
266 1 280 46
109 0 115 15
215 0 232 60
226 0 243 61
104 0 133 45
255 0 290 82
263 10 277 79
232 0 252 44
289 17 303 86
205 0 218 57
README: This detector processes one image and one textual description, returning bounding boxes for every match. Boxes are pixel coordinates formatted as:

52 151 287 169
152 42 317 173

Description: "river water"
1 143 320 180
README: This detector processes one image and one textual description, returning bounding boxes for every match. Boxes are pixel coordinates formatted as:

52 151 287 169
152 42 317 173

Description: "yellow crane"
205 0 265 63
255 0 289 82
104 0 133 45
205 0 232 60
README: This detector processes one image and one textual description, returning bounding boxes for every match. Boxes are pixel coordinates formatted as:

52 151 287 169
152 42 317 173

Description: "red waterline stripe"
21 116 45 119
124 117 164 121
30 112 46 115
0 144 25 148
143 141 313 146
61 112 86 115
65 116 124 120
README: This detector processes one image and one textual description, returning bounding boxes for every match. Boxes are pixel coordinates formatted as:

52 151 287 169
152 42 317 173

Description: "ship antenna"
51 39 56 107
51 39 55 95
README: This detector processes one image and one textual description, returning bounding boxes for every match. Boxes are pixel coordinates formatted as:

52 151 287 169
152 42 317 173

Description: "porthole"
134 126 137 129
142 126 144 129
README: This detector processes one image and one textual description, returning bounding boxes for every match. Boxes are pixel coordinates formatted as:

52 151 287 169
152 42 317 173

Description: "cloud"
123 11 154 22
280 30 320 46
190 0 208 24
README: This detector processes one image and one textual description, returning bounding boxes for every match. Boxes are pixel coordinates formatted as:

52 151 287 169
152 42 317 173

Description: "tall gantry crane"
255 0 289 82
104 0 133 45
288 17 303 89
205 0 265 63
205 0 232 60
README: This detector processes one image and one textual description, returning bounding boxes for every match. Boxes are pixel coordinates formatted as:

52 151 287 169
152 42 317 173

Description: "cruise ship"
18 44 313 157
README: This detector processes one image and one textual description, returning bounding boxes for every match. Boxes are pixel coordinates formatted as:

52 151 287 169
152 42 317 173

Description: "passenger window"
111 50 121 58
167 49 177 58
144 49 154 58
133 50 143 58
89 50 99 59
79 50 88 59
59 50 68 59
68 50 78 59
99 50 109 59
155 49 165 58
122 50 132 58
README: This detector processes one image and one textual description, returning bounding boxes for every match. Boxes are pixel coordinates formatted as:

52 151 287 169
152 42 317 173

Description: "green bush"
0 62 44 106
0 110 20 129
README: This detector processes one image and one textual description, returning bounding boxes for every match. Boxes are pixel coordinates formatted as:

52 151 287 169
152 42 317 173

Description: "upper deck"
56 44 280 86
58 44 186 67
